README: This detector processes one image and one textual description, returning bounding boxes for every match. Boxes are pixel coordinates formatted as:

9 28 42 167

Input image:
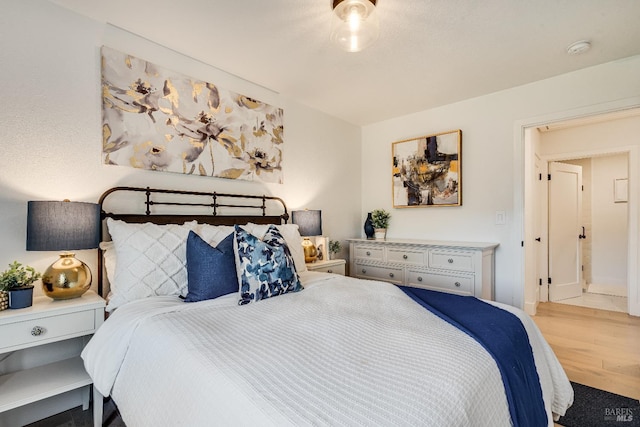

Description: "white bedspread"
82 272 573 426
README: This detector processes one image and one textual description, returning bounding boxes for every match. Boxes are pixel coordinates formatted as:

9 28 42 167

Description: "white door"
548 161 583 301
535 156 547 301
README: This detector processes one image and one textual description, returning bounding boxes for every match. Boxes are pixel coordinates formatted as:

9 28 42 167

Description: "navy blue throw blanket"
400 287 547 427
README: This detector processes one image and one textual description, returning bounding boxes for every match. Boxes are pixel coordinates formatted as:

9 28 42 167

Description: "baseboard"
587 283 627 297
524 300 537 315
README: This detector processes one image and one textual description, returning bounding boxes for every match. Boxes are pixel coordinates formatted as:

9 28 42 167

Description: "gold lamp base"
42 253 91 300
301 237 318 263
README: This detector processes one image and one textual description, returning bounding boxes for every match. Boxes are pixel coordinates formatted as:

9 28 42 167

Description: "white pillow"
192 223 235 246
105 218 197 312
99 241 117 292
242 223 307 273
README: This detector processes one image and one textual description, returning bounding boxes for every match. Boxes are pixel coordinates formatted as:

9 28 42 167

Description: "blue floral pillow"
185 231 238 302
234 224 302 305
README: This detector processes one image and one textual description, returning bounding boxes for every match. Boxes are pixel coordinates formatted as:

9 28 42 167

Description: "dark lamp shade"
292 210 322 237
26 201 101 251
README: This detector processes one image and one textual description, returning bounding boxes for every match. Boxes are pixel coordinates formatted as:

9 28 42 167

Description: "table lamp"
292 210 322 263
26 200 100 300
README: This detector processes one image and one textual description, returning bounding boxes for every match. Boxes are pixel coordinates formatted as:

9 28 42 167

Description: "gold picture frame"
392 130 462 208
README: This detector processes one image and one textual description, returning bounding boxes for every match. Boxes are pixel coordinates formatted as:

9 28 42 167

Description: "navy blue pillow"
185 231 238 302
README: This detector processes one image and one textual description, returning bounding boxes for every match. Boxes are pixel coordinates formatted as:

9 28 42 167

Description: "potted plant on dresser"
371 209 391 240
0 261 41 310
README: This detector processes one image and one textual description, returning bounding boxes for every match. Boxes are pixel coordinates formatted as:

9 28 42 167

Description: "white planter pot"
374 228 387 240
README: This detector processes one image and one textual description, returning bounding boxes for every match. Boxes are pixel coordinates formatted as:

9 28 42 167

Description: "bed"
82 186 573 427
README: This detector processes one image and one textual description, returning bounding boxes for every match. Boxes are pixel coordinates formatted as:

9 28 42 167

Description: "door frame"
514 97 640 316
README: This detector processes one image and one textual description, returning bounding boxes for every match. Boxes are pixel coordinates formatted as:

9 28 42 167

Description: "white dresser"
348 238 498 300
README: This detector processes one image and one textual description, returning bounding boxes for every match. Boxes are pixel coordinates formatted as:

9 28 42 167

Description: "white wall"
361 56 640 307
0 0 362 290
0 1 361 424
591 155 628 289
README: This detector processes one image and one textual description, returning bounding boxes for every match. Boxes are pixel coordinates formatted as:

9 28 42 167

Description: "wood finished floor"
532 301 640 400
27 302 640 426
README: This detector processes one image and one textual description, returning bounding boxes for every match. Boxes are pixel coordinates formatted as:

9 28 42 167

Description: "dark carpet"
558 382 639 427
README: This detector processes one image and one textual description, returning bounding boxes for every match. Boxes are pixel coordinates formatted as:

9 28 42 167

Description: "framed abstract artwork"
392 130 462 207
101 46 284 184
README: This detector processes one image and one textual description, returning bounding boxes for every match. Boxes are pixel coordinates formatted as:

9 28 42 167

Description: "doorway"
544 154 629 313
517 102 640 317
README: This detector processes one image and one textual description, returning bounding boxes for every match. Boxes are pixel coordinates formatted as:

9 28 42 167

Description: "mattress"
82 271 573 426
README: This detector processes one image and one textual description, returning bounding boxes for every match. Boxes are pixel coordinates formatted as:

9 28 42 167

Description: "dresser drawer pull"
454 282 461 287
417 276 423 282
31 326 46 336
389 273 394 278
327 269 333 273
403 254 408 259
362 269 367 274
448 259 454 264
366 251 371 256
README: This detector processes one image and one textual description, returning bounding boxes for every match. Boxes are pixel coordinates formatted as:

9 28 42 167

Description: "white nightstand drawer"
387 248 425 265
311 264 345 275
306 259 346 275
1 310 95 351
353 246 384 261
428 250 474 272
354 262 404 284
407 270 473 295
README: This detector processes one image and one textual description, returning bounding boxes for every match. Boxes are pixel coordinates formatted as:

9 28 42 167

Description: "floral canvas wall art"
101 46 284 183
392 130 461 207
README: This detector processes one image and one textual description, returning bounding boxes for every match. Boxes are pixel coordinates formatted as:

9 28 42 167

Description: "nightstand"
0 290 105 425
306 259 346 275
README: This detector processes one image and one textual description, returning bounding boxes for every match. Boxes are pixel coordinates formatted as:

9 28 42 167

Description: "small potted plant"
328 240 342 260
371 209 391 240
0 261 41 309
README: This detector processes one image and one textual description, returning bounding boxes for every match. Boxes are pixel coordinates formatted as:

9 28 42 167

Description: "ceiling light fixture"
330 0 379 53
566 40 591 55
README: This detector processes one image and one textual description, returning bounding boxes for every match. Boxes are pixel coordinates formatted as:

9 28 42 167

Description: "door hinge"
539 278 542 286
582 185 584 191
548 277 552 284
521 241 524 247
548 174 551 180
539 173 542 181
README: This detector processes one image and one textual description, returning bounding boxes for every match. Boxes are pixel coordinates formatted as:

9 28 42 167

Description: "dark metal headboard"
97 186 289 297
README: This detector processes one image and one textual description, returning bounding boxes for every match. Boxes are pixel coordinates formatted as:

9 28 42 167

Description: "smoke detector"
566 40 591 55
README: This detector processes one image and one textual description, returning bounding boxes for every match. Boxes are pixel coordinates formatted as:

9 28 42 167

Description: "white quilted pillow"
192 223 235 246
99 241 117 295
242 223 307 273
105 218 197 312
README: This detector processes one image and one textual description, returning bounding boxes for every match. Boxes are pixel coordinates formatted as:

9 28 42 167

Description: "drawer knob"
366 251 371 256
454 282 461 287
403 254 408 259
448 258 454 263
389 273 394 278
362 269 367 274
31 326 46 336
417 276 423 282
327 269 333 273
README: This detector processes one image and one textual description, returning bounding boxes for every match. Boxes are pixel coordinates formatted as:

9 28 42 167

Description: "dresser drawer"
428 250 474 272
1 310 96 351
353 262 404 284
386 248 425 265
407 270 474 296
353 246 384 261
